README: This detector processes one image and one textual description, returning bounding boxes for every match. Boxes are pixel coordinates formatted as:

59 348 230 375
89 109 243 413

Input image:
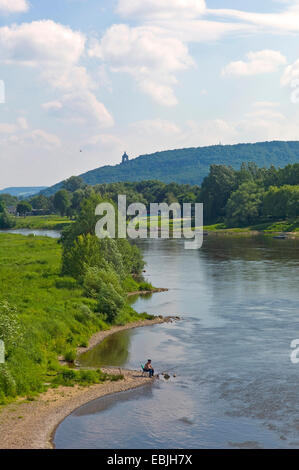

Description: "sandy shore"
0 316 176 449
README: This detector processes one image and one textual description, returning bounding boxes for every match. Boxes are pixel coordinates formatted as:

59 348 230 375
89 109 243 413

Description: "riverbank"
0 316 176 449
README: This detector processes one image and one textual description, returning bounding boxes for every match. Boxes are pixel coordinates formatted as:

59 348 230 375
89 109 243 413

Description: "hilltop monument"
121 151 129 164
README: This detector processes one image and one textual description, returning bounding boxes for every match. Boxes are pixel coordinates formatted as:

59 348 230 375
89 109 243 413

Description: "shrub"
0 301 23 356
64 349 77 363
138 281 153 291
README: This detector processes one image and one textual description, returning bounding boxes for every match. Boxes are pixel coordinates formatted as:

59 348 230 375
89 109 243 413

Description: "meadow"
13 215 73 230
0 234 149 403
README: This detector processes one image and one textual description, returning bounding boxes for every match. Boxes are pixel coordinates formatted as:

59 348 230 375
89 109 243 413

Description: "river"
54 236 299 449
0 228 60 238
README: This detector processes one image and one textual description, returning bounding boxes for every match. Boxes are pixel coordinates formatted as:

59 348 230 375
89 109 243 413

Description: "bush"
138 281 153 291
64 349 77 363
52 368 112 387
0 301 23 356
0 210 15 229
0 365 17 397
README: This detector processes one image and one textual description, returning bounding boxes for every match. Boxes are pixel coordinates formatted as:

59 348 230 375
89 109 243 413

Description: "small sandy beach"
0 315 176 449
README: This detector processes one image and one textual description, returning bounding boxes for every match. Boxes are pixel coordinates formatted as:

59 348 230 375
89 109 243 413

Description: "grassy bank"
204 219 299 234
0 234 151 403
12 215 73 231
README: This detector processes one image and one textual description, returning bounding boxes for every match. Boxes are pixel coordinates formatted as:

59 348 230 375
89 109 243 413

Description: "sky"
1 0 299 188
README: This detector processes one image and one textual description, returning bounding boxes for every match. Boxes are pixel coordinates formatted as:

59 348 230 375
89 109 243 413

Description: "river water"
0 228 60 238
55 236 299 449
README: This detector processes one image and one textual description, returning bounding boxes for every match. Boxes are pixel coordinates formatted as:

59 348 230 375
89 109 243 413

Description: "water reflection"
79 330 132 368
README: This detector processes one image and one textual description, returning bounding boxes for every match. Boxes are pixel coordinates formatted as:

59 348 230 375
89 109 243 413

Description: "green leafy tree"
16 201 32 216
263 185 299 219
63 176 85 193
225 182 264 227
29 194 51 210
83 267 125 323
0 210 15 229
53 189 71 216
0 194 18 208
200 165 238 223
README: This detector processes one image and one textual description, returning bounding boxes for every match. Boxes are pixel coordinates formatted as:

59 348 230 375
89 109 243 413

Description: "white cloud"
42 101 63 111
0 20 114 128
0 123 18 134
25 129 61 148
0 20 85 66
252 101 280 108
208 2 299 33
222 50 287 77
281 58 299 86
17 116 28 129
116 0 206 20
0 0 29 14
89 24 194 106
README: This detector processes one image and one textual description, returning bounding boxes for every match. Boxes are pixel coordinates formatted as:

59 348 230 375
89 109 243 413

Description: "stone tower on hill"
121 151 129 164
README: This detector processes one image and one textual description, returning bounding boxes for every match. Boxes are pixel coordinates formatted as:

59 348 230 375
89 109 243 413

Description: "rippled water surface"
0 228 60 238
55 236 299 449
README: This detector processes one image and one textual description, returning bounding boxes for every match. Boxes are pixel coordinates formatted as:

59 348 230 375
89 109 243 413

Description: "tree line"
1 162 299 229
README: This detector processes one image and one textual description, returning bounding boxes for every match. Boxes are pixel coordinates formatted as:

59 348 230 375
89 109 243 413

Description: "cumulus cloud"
0 20 114 128
89 24 194 106
0 0 29 14
222 50 287 77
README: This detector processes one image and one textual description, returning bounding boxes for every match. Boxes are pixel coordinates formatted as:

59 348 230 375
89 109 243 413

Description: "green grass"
204 219 299 234
249 219 299 233
13 215 73 230
0 234 149 402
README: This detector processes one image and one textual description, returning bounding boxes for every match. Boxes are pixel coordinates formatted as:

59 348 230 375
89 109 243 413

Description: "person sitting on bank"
144 359 154 378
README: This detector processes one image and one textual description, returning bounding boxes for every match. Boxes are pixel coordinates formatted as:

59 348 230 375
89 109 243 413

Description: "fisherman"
143 359 154 378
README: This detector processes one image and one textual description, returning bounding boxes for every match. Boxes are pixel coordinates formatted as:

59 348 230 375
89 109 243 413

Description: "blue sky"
1 0 299 188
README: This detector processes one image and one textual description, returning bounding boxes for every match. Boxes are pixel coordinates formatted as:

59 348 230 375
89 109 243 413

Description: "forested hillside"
42 141 299 196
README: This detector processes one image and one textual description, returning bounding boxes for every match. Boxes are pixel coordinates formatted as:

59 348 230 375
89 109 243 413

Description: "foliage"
0 301 23 356
83 266 125 323
0 209 16 229
51 367 122 387
63 176 85 193
53 189 71 216
263 185 299 219
0 194 18 207
16 201 32 216
225 182 264 227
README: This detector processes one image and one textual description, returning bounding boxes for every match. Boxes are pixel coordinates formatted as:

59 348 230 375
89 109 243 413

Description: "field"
13 215 73 230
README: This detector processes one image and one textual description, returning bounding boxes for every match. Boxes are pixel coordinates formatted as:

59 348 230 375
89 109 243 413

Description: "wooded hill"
42 141 299 196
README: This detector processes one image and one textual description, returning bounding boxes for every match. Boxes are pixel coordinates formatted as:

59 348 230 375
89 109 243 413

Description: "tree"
225 182 264 227
16 201 32 216
263 185 299 219
0 194 18 208
63 176 85 193
53 189 71 216
29 194 50 210
200 165 237 223
0 210 15 229
83 267 125 323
